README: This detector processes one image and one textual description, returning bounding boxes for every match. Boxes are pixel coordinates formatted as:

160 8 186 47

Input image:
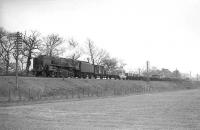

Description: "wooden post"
66 89 68 99
96 88 98 97
19 87 21 100
91 89 93 96
99 88 101 97
71 88 74 98
29 88 31 100
78 88 80 99
38 90 41 100
8 87 11 102
82 88 84 97
87 88 90 97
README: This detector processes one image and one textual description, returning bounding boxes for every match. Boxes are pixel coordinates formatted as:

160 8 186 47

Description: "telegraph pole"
138 68 141 76
175 68 178 78
15 32 22 99
15 32 19 89
146 61 150 81
16 32 19 89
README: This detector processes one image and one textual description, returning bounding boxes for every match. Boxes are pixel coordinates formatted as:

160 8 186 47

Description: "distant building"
161 68 172 78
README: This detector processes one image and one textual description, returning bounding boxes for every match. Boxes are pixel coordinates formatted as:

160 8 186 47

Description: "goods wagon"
79 61 94 78
125 73 144 80
105 71 120 79
94 65 106 78
150 74 161 81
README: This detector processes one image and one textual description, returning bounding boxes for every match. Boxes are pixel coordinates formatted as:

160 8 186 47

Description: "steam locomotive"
33 55 182 81
33 55 120 79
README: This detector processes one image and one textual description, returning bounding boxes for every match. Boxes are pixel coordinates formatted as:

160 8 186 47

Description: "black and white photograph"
1 0 200 129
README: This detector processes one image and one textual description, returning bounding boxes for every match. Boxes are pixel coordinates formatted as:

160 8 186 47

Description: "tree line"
0 27 126 76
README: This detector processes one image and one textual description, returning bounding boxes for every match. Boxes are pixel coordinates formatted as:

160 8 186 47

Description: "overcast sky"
1 0 200 75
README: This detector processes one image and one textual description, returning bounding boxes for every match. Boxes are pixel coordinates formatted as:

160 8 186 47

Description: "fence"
2 83 153 103
0 76 197 103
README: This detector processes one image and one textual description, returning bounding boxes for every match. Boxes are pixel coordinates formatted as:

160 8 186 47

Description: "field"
1 88 200 130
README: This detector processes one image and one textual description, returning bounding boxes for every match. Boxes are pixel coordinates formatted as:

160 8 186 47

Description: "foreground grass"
1 89 200 130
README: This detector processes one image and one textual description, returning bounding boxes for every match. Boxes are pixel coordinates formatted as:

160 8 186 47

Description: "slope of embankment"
0 76 199 102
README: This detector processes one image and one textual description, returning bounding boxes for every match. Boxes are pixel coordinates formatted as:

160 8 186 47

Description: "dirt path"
1 89 200 130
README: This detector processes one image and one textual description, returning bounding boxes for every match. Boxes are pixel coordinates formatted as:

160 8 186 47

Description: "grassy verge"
0 76 199 105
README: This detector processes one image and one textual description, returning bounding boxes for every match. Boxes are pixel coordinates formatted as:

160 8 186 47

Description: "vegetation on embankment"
0 76 199 102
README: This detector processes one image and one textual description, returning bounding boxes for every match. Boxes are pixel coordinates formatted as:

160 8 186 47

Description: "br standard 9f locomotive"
33 55 120 79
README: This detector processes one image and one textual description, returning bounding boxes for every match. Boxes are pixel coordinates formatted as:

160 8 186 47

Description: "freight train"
33 55 182 81
33 55 120 79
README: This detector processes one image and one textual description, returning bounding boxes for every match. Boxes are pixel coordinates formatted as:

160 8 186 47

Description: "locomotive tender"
33 55 120 79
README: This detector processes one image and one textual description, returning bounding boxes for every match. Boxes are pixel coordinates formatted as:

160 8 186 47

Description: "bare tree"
42 33 64 57
0 27 7 58
86 39 95 64
86 38 109 65
102 57 118 74
116 59 126 75
0 31 15 74
22 30 41 75
0 43 4 60
0 28 5 72
68 38 78 48
95 48 109 65
67 38 81 60
173 69 181 78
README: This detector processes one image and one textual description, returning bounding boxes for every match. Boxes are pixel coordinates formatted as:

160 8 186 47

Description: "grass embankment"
0 76 199 103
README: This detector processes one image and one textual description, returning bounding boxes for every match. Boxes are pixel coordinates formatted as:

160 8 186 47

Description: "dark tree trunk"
6 61 9 75
49 49 52 57
21 62 23 71
26 52 31 76
5 53 9 75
